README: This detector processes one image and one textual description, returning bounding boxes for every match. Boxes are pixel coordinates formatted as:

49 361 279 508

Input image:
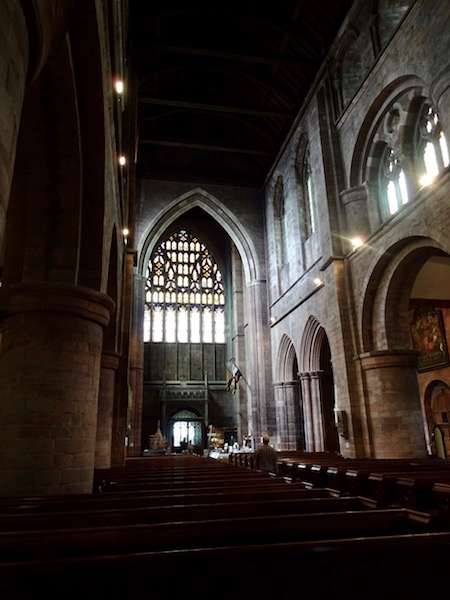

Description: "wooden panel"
148 344 164 380
190 343 203 380
203 343 215 380
178 344 190 379
165 345 177 379
215 344 227 380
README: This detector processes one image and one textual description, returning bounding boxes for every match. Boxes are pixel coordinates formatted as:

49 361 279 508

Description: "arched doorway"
320 336 340 453
430 385 450 458
169 409 204 454
299 317 339 452
275 335 304 451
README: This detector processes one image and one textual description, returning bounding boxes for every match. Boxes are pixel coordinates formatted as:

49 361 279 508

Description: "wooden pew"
0 495 377 532
432 482 450 525
0 507 435 563
1 522 450 596
395 471 450 511
0 453 449 596
0 484 334 515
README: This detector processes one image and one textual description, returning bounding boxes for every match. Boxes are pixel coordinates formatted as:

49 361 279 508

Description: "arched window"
273 176 287 266
416 103 449 186
380 146 408 215
144 229 225 343
303 149 317 238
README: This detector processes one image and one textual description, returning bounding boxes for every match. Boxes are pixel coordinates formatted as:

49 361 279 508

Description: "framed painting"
410 306 449 371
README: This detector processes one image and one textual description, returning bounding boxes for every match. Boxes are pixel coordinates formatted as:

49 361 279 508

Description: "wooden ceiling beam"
137 97 295 119
139 138 273 155
156 43 314 67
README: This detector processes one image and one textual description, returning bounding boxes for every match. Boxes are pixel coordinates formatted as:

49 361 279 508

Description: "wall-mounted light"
419 173 434 187
122 228 129 245
351 237 364 251
119 155 126 166
115 79 124 94
270 316 277 324
313 277 323 286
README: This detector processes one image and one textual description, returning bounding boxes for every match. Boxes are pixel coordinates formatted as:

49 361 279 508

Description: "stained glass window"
144 229 225 343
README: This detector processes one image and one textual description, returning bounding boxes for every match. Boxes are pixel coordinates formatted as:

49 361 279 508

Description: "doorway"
170 410 204 453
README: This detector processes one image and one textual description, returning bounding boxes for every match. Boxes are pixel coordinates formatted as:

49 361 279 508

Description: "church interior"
1 0 450 595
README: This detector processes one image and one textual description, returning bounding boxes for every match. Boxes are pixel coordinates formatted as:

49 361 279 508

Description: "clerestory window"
381 146 408 215
303 150 317 238
417 104 449 186
144 229 225 343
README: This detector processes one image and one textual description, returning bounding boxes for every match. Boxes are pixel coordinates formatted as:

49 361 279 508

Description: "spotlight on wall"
419 173 434 187
351 237 364 251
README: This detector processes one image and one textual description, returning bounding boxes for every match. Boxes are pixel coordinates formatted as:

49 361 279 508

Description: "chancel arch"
132 188 271 454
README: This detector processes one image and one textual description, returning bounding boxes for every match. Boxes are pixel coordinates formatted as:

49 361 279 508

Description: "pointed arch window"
303 149 317 238
144 229 225 343
417 103 449 185
381 146 408 215
273 176 287 266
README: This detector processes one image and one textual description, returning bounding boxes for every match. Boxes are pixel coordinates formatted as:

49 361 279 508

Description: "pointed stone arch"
273 335 303 450
299 317 339 452
133 187 272 453
138 188 261 283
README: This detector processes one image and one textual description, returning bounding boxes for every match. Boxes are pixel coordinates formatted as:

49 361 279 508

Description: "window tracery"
144 229 225 343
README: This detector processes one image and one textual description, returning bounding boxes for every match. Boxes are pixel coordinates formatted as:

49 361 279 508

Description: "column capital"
0 282 115 328
101 350 121 371
359 349 419 370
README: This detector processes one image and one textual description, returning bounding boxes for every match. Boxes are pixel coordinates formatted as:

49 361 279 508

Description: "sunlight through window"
145 229 225 343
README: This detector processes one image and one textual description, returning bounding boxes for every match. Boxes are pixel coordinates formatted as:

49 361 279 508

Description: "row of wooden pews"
269 452 450 513
1 454 450 597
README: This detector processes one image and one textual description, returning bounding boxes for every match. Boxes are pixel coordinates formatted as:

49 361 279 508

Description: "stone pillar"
311 371 324 451
0 282 114 496
339 185 370 245
274 382 287 450
300 373 314 451
431 67 450 136
284 381 299 450
128 273 145 457
360 350 427 458
95 350 120 469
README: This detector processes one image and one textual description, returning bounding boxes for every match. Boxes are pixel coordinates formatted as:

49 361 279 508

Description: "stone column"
284 381 299 450
128 273 145 457
300 373 314 451
360 350 427 458
274 382 287 450
339 185 370 245
95 350 121 469
431 67 450 137
311 371 324 451
0 282 114 496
